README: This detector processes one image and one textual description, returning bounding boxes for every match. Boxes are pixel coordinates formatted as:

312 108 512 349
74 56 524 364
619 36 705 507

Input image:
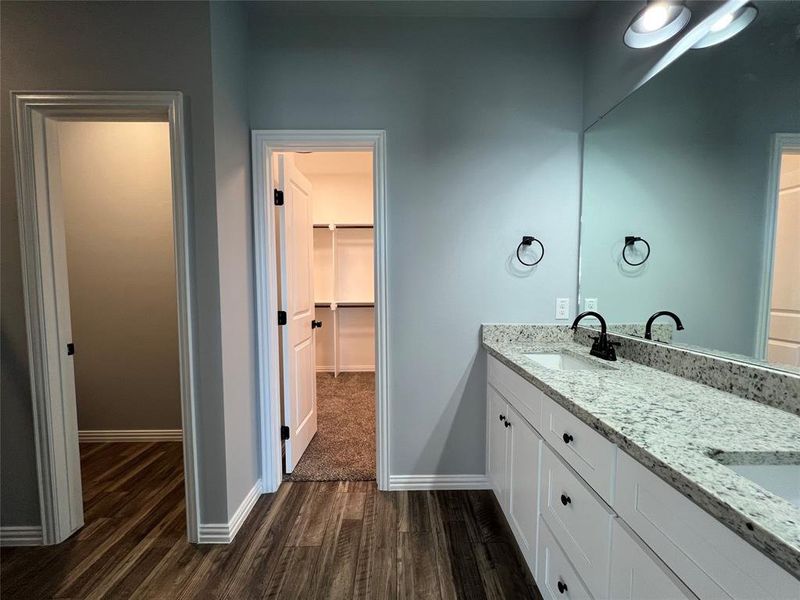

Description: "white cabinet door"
487 385 509 509
610 520 696 600
506 404 541 574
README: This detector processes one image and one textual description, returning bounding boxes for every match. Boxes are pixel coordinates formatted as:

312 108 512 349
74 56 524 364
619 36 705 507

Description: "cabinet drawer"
540 444 613 599
488 355 543 431
541 396 616 503
537 518 594 600
615 451 799 600
610 520 696 600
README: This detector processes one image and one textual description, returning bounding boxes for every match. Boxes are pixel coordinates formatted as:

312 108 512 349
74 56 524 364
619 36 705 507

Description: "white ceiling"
292 151 373 175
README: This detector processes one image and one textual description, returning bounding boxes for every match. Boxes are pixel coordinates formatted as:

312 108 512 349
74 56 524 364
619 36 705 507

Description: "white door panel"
279 154 318 472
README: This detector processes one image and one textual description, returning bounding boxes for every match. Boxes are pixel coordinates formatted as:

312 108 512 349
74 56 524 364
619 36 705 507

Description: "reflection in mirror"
579 1 800 373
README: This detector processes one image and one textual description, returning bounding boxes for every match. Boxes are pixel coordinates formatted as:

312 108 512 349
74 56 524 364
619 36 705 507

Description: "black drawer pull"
557 580 568 594
560 494 571 506
562 432 573 444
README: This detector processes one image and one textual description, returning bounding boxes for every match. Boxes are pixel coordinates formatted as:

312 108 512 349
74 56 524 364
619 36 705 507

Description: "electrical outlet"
555 298 570 320
585 298 598 311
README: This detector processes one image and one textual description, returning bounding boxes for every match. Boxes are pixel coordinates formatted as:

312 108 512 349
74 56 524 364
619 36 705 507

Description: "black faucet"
571 311 617 361
645 311 684 340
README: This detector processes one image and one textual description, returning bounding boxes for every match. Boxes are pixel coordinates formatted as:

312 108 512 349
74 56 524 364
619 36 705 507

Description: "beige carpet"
286 372 376 481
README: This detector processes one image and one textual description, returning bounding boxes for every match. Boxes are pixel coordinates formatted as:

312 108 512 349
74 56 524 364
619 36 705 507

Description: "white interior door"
768 152 800 367
278 154 318 472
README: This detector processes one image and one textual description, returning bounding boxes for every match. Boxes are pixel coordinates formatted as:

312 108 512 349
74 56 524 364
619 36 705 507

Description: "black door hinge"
280 425 290 440
274 189 284 206
67 342 75 356
278 311 287 326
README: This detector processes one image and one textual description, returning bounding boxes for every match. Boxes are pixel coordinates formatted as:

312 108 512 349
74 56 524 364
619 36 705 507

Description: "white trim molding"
388 475 491 491
0 526 44 546
78 429 183 442
10 92 201 544
251 130 389 494
198 480 262 544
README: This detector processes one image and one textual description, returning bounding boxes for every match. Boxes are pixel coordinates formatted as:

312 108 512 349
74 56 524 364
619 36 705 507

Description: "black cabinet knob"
562 432 573 444
311 320 323 329
557 580 568 594
560 494 571 506
499 414 506 422
504 420 511 428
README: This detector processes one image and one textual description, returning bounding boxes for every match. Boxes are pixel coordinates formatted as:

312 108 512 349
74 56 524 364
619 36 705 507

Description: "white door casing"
10 92 200 544
252 130 388 493
278 155 318 472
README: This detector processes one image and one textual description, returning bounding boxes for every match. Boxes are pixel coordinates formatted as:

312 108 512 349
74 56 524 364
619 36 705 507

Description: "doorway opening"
274 151 376 481
765 147 800 368
252 130 388 493
11 93 199 544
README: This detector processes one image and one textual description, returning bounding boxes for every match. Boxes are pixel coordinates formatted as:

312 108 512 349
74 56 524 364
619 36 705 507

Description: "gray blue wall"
580 4 800 356
246 13 585 477
0 0 245 527
209 1 261 518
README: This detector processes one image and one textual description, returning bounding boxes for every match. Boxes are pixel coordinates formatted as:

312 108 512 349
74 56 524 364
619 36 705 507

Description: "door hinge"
278 311 287 326
274 189 284 206
67 342 75 356
280 425 290 440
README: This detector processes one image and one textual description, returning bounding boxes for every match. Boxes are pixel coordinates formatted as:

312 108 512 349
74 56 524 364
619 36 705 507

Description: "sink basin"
712 452 800 508
523 352 605 371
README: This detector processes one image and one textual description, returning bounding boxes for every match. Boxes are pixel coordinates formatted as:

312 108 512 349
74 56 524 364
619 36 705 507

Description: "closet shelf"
313 223 373 229
315 301 374 308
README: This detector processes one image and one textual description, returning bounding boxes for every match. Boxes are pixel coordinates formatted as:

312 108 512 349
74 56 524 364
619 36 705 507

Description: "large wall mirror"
578 1 800 372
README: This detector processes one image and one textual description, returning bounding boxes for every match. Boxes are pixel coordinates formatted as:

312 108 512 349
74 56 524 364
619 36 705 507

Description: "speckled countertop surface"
482 325 800 579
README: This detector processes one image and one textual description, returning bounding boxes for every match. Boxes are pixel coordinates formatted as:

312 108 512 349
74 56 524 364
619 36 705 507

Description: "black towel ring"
516 236 545 267
623 236 650 266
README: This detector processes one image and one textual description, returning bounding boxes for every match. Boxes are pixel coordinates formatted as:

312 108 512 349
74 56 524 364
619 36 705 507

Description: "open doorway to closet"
252 130 388 493
274 151 376 481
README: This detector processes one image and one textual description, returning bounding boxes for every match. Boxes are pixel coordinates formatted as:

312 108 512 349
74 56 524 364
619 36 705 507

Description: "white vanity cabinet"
609 520 696 600
485 354 799 600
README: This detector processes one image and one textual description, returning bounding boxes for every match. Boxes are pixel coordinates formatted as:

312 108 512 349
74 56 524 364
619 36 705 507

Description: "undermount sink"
523 352 605 371
712 452 800 509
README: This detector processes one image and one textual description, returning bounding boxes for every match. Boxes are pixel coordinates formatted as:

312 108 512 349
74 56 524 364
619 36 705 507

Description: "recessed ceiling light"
692 4 758 49
624 2 692 49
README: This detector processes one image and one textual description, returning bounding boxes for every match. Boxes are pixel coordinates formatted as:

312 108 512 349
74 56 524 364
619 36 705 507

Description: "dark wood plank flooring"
1 442 540 599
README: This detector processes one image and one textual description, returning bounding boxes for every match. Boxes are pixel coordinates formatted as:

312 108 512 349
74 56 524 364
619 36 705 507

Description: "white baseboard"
198 479 261 544
78 429 183 442
0 526 43 546
388 474 490 491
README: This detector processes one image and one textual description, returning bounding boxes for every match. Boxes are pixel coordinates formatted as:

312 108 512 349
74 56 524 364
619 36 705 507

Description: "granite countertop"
481 326 800 579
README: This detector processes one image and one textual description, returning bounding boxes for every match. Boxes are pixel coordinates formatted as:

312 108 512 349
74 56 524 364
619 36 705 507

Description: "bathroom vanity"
482 325 799 600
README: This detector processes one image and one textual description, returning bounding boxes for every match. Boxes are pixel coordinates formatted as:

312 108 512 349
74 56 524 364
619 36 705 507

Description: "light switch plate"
585 298 598 311
555 298 570 320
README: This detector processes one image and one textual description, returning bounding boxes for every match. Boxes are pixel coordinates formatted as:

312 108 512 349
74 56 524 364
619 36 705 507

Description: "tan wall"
57 121 182 430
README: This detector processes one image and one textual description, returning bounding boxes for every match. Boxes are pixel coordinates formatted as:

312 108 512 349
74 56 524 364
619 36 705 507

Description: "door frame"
10 92 201 543
251 130 389 492
755 133 800 359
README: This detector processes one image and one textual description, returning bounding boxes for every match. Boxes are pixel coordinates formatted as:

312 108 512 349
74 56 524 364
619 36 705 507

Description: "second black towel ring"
516 236 545 267
623 236 650 266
